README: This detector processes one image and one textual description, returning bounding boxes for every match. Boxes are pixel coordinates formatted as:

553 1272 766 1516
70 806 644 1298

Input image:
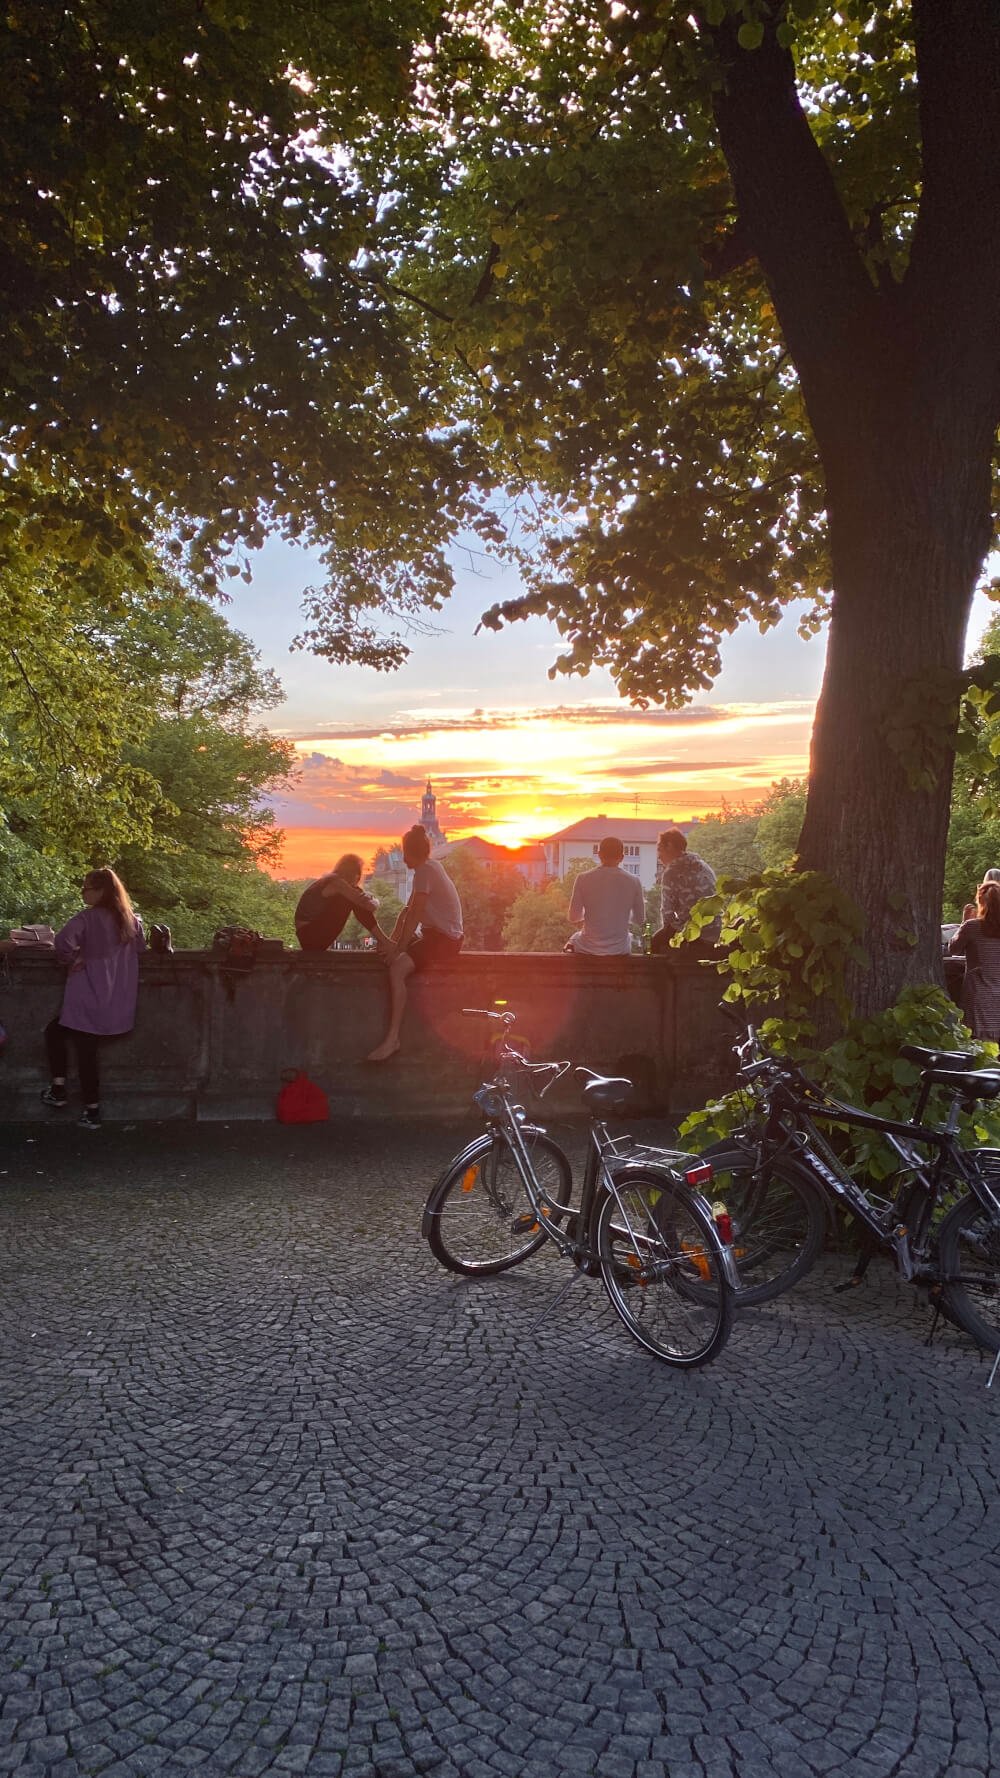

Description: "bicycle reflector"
684 1161 713 1188
712 1204 734 1246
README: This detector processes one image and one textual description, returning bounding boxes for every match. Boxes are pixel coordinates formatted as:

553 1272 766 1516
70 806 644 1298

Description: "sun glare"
273 699 815 878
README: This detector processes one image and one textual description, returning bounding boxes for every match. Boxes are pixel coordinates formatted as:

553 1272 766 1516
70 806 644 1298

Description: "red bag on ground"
276 1070 329 1124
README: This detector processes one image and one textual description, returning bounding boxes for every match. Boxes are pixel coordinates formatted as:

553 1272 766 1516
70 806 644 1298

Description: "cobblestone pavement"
1 1119 998 1778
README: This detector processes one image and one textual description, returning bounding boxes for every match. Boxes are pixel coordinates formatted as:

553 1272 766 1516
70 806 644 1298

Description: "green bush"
678 867 1000 1174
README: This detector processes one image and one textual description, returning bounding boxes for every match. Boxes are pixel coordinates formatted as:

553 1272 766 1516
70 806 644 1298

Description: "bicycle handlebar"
462 1006 517 1026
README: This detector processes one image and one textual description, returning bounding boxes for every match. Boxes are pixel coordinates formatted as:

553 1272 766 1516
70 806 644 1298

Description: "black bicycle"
698 1020 1000 1350
422 1009 739 1368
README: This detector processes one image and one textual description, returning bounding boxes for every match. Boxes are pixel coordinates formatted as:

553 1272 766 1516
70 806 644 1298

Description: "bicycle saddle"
577 1071 635 1114
900 1043 976 1070
924 1067 1000 1100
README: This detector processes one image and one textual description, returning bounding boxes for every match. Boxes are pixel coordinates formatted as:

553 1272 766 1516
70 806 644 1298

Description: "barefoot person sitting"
294 854 394 955
366 825 463 1061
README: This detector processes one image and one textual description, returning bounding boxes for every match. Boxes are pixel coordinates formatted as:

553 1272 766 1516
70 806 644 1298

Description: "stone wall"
0 950 737 1123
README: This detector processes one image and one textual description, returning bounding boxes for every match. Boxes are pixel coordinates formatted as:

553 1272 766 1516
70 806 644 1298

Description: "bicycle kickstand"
524 1268 587 1336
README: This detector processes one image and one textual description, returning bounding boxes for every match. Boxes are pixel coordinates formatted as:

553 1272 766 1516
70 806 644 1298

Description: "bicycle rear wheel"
595 1172 733 1368
699 1143 826 1304
937 1192 1000 1353
423 1129 572 1276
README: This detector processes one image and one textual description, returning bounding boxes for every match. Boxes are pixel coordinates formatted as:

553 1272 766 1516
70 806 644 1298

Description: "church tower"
420 779 445 845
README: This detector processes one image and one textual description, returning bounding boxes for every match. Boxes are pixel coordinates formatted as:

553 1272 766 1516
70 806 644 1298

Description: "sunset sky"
227 538 989 880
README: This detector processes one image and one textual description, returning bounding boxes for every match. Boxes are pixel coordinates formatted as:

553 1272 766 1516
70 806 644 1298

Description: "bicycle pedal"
511 1214 539 1235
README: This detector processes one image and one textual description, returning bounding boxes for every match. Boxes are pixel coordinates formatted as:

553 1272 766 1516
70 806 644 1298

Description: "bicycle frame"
467 1057 740 1290
730 1041 1000 1281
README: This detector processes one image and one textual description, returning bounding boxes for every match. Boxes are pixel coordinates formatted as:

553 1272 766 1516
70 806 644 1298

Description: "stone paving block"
0 1123 996 1778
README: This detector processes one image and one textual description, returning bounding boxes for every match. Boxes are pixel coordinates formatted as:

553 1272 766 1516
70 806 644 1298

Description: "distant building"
367 797 689 907
541 815 693 892
434 835 547 888
507 843 547 887
366 781 447 901
420 780 446 846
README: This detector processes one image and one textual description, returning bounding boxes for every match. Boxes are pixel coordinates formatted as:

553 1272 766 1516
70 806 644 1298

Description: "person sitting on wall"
365 825 464 1062
295 854 395 955
564 836 645 955
652 828 720 954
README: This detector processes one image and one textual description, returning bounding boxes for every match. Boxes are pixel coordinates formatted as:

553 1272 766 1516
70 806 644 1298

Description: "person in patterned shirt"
651 829 720 954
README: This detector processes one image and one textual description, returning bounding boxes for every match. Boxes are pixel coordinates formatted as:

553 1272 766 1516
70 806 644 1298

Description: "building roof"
434 836 508 861
435 836 547 867
543 815 691 844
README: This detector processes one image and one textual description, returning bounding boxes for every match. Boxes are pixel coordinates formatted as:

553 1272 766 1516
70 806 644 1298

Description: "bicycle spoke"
596 1176 733 1367
424 1131 572 1276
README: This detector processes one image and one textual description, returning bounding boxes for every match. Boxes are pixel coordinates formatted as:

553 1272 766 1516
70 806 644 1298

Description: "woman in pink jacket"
41 868 145 1129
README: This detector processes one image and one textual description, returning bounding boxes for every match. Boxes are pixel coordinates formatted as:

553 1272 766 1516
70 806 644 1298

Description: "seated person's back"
295 854 384 952
566 838 645 955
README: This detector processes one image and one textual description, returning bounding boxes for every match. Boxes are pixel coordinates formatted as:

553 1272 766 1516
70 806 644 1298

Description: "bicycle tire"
937 1191 1000 1353
698 1142 827 1304
424 1129 573 1276
595 1171 734 1368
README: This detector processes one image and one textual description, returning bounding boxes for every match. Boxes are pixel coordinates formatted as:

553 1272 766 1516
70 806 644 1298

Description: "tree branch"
698 7 883 452
906 0 1000 398
354 270 455 325
469 238 500 306
700 213 755 281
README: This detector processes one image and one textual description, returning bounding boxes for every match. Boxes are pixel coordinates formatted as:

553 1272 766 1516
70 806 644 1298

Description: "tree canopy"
0 560 296 941
5 2 1000 1016
0 0 472 646
346 0 1000 1017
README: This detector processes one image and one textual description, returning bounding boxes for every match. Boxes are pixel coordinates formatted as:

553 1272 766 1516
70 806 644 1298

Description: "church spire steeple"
420 779 445 845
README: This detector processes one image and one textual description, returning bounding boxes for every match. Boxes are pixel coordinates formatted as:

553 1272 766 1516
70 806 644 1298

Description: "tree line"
0 550 299 946
8 574 1000 947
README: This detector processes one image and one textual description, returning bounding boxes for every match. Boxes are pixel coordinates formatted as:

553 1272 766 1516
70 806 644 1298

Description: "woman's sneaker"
40 1086 67 1109
78 1109 101 1131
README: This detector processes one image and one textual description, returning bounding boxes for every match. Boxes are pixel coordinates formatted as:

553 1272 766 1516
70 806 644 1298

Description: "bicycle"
696 1019 1000 1351
421 1009 739 1368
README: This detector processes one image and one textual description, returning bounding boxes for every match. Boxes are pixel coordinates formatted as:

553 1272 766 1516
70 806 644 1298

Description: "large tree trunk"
796 438 983 1014
705 0 1000 1021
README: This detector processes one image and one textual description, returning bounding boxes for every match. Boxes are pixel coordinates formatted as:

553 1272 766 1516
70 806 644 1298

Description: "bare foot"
365 1041 401 1063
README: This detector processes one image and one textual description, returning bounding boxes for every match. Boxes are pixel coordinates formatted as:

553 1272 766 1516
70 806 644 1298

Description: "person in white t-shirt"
565 837 646 956
366 824 464 1061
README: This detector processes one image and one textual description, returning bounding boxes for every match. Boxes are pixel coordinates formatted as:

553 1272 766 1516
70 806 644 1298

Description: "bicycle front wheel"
937 1192 1000 1353
595 1172 734 1368
700 1143 826 1304
423 1130 573 1276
